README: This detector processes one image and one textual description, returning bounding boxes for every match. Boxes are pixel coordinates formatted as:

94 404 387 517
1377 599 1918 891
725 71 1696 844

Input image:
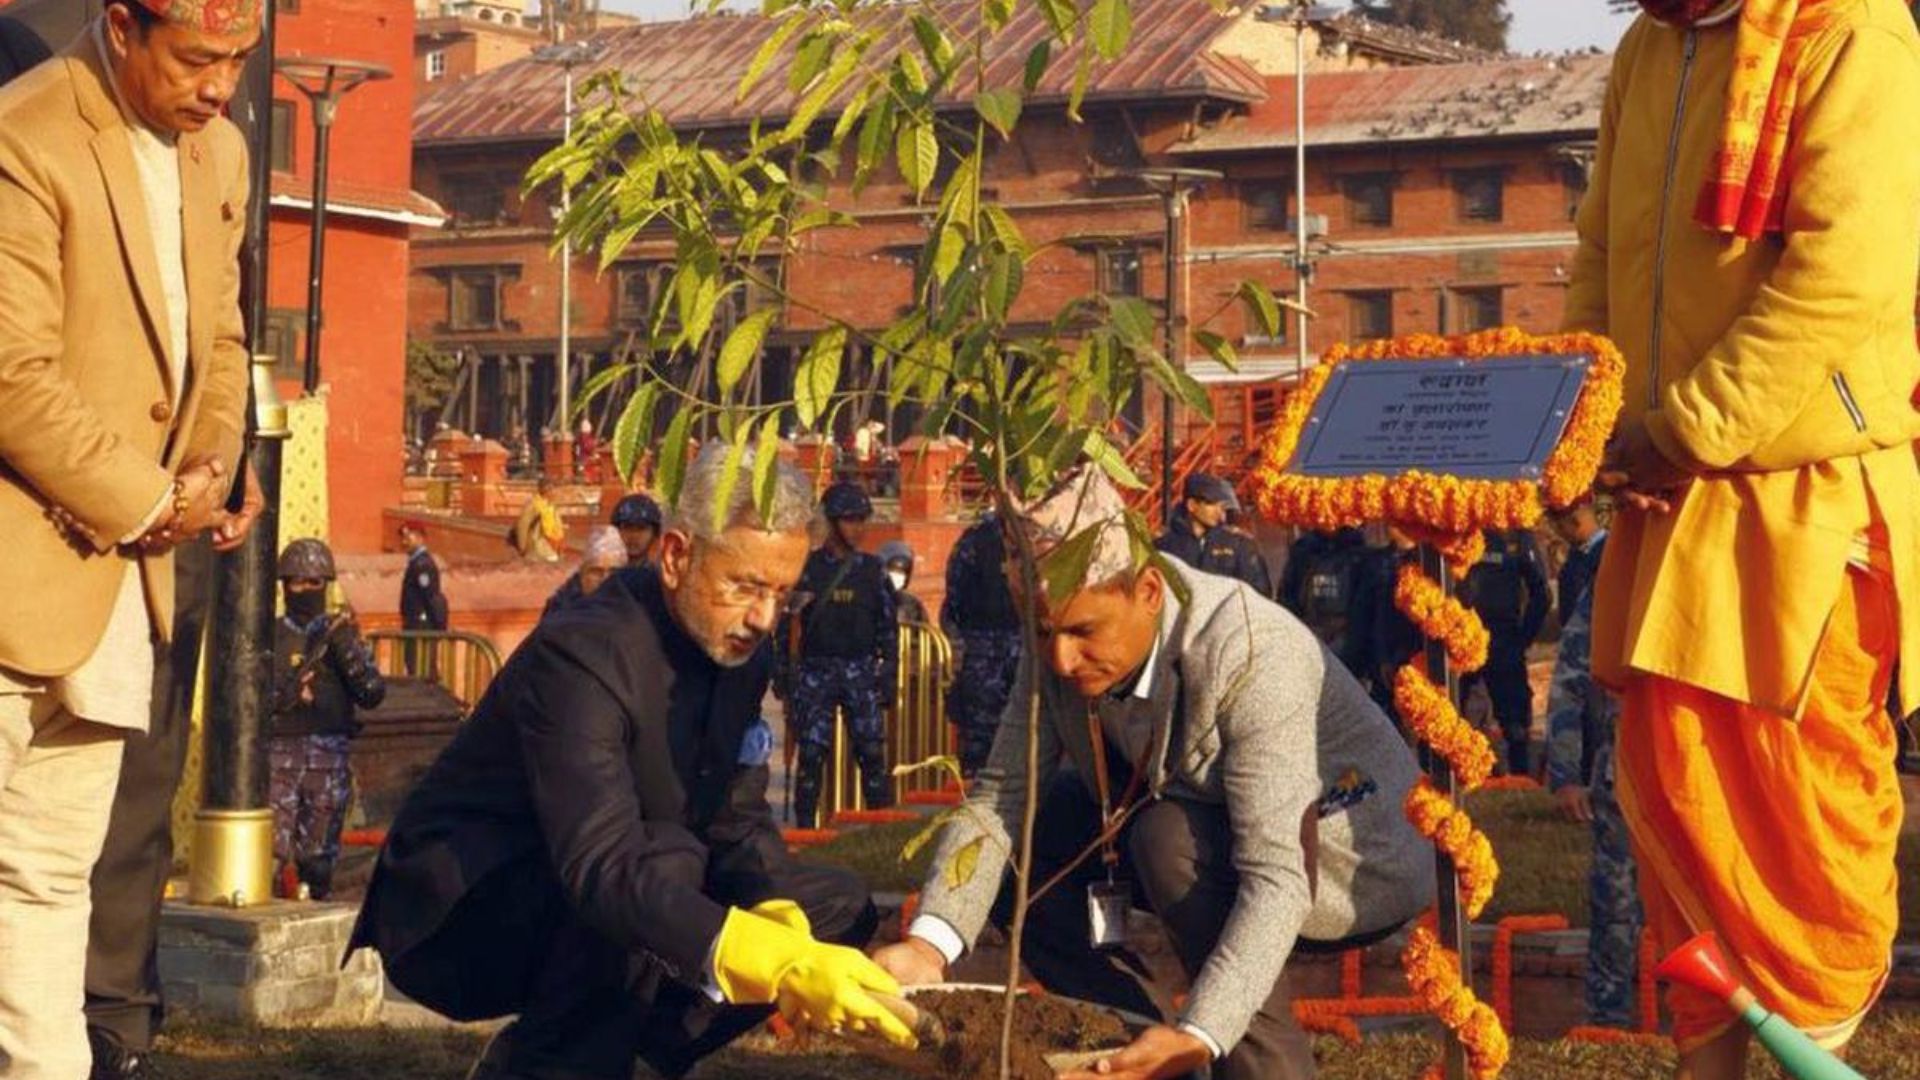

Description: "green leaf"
983 204 1028 257
789 32 832 94
1067 47 1094 122
740 13 805 101
899 807 960 864
1035 0 1076 39
890 753 964 786
575 362 632 417
910 14 953 74
1109 295 1157 345
611 381 659 484
1023 40 1051 95
974 88 1022 139
1037 512 1103 606
828 82 871 149
938 152 979 231
710 424 751 535
717 308 777 399
1194 328 1239 372
932 223 965 286
945 834 987 889
1088 0 1132 59
896 118 938 199
897 51 928 95
656 407 697 506
753 413 783 526
985 0 1014 31
781 42 861 141
1083 429 1144 489
853 93 894 191
1237 280 1282 339
794 326 846 429
985 251 1022 324
682 275 727 352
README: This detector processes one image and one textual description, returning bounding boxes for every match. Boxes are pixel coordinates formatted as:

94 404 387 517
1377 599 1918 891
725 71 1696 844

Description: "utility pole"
532 40 604 441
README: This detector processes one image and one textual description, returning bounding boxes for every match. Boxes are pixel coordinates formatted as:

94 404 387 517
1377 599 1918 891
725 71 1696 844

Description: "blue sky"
592 0 1640 53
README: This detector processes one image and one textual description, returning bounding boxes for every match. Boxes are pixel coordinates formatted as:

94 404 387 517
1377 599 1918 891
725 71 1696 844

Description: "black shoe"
88 1029 157 1080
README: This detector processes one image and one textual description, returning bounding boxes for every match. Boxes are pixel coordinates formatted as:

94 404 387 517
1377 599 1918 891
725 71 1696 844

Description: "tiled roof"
1172 51 1610 154
415 0 1268 146
269 173 447 225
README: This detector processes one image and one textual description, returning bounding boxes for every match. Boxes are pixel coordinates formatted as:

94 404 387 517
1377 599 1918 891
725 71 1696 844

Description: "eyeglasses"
707 573 787 609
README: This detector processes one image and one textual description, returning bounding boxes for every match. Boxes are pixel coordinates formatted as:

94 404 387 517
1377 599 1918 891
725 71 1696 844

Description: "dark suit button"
150 400 173 423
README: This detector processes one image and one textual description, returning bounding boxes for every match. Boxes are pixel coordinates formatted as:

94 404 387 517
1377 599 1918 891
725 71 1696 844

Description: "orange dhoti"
1613 555 1902 1052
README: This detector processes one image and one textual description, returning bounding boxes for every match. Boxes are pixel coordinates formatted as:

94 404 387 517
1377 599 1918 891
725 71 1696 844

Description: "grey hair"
668 439 816 542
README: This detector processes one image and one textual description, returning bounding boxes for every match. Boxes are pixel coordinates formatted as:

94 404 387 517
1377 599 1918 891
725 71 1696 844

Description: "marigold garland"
1250 328 1626 535
1404 926 1511 1080
1394 666 1497 792
1395 566 1490 673
1406 781 1499 920
1490 915 1569 1032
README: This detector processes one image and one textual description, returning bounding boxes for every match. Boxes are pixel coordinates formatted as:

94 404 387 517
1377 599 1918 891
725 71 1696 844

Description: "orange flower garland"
1404 926 1510 1080
1395 566 1490 673
1490 915 1569 1032
1406 781 1499 919
1252 326 1625 1080
1394 667 1497 792
1249 329 1626 534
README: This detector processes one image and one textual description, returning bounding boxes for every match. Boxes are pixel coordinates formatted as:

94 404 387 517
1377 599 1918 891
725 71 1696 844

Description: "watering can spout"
1653 932 1742 1004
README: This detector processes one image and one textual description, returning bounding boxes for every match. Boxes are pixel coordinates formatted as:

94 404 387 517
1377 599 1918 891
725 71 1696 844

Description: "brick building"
272 0 444 552
405 0 1495 473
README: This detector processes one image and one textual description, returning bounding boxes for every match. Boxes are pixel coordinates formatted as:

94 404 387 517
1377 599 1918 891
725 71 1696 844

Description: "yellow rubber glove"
711 899 916 1048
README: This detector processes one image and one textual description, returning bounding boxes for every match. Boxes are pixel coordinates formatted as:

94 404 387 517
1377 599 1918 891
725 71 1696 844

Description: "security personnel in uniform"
611 491 663 566
269 539 386 900
1459 529 1551 776
1277 526 1370 677
1156 473 1272 596
939 513 1023 777
877 540 928 625
398 519 448 677
778 482 897 828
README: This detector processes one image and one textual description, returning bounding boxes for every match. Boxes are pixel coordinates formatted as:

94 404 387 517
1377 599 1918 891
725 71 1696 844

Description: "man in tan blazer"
0 1 259 1075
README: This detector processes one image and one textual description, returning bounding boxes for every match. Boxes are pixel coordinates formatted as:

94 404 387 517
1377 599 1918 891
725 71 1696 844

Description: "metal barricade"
824 620 954 818
365 629 504 712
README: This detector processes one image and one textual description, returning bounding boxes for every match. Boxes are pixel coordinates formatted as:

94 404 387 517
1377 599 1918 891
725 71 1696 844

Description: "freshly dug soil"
920 989 1135 1080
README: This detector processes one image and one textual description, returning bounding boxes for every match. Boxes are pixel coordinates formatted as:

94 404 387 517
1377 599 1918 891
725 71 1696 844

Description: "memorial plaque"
1290 354 1592 481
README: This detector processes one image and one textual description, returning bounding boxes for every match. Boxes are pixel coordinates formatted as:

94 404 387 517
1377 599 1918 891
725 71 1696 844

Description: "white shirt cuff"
700 935 725 1003
1178 1020 1224 1060
118 484 174 545
908 914 967 965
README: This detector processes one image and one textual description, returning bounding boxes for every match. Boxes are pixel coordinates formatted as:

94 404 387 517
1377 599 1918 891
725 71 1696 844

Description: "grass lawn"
805 788 1920 940
152 1006 1920 1079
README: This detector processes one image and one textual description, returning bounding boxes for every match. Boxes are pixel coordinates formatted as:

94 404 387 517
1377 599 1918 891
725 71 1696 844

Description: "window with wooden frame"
442 176 510 229
1348 290 1393 340
1451 286 1504 333
1243 181 1290 230
1097 247 1144 298
1342 173 1395 228
1454 168 1506 224
448 269 503 331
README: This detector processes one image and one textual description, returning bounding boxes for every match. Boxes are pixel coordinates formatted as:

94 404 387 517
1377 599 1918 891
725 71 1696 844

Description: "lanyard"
1086 702 1148 876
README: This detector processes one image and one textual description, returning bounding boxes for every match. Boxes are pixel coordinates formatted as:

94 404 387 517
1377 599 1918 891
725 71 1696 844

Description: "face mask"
887 570 908 592
285 590 327 624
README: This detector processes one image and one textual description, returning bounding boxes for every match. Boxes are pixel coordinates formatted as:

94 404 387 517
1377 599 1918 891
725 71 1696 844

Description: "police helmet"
611 492 663 531
820 482 873 521
276 538 337 582
877 540 914 570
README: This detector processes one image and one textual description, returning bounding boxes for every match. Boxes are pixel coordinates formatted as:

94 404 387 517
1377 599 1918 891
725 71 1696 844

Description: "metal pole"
1159 188 1177 526
301 88 335 394
1419 543 1471 1080
1293 0 1311 379
191 0 280 907
558 63 573 436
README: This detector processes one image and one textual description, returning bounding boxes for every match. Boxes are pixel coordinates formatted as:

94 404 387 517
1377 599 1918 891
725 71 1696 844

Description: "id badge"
1086 881 1129 950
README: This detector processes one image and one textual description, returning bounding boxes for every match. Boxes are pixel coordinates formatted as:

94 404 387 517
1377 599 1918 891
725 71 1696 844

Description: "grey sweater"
917 559 1434 1053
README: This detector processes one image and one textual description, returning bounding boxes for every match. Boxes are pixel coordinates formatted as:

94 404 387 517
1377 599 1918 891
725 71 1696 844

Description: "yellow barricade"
825 620 954 818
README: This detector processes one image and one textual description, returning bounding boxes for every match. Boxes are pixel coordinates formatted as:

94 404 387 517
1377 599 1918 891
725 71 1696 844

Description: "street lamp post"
1123 166 1223 525
275 56 393 395
1256 1 1342 379
531 40 604 444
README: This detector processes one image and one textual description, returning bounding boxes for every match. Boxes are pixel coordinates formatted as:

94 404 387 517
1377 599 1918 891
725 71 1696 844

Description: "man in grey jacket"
873 467 1433 1080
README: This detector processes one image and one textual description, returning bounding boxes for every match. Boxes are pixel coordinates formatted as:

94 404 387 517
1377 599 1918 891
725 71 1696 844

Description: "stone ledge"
158 901 383 1026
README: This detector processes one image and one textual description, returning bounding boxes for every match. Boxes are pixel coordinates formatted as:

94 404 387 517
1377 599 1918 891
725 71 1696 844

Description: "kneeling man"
351 443 911 1080
874 467 1434 1080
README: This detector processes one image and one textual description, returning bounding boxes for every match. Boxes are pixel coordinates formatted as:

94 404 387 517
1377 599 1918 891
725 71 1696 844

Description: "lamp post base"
187 808 275 907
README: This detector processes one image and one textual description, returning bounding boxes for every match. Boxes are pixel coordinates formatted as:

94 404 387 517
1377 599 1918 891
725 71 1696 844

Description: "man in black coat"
397 519 449 676
351 445 911 1080
1155 472 1272 596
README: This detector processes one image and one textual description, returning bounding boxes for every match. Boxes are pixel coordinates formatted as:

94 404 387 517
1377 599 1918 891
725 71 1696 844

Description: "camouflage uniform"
940 516 1024 777
1546 587 1642 1028
780 547 897 827
268 734 354 900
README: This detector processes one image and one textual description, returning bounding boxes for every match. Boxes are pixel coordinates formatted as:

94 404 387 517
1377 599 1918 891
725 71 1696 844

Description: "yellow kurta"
1564 0 1920 1049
